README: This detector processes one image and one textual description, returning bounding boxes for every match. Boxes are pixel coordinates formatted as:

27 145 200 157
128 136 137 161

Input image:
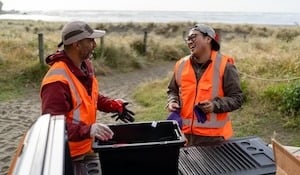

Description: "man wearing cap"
166 23 243 146
40 21 134 159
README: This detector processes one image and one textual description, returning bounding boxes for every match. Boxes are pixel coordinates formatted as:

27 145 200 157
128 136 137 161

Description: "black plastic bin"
92 120 186 175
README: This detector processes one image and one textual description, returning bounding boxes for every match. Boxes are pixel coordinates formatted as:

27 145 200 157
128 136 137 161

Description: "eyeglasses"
185 34 199 43
185 32 208 42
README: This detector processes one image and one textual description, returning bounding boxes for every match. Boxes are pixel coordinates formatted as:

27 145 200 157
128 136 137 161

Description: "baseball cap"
60 21 105 46
192 24 220 51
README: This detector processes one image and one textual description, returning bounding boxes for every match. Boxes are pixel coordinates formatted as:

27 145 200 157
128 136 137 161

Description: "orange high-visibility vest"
174 51 234 139
41 61 99 157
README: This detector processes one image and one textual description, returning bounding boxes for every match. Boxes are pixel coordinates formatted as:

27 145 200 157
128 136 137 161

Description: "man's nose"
187 40 194 47
185 38 194 45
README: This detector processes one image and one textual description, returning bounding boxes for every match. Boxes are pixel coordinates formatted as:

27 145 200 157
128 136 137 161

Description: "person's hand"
90 123 114 141
198 100 214 114
194 104 207 123
111 99 135 123
167 111 182 129
167 102 180 112
194 100 213 123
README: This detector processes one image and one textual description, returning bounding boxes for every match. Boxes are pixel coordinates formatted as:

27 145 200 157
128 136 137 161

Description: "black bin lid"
178 136 276 175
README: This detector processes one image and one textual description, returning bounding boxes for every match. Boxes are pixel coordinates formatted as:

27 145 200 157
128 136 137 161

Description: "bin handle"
174 128 180 139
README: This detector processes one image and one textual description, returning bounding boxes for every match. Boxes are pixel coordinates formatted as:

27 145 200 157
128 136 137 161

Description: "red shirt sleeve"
97 94 121 113
41 81 91 141
66 121 91 141
41 82 72 115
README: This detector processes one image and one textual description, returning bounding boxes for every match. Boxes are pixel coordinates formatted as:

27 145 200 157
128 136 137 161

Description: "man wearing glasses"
166 24 243 146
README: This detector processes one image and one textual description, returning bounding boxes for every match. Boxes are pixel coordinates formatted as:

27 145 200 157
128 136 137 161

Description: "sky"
1 0 300 13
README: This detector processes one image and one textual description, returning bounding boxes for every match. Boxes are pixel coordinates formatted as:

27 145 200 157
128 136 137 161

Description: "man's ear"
72 41 80 49
206 36 212 44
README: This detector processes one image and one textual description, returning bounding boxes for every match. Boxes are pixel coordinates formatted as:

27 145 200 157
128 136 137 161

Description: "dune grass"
1 20 300 146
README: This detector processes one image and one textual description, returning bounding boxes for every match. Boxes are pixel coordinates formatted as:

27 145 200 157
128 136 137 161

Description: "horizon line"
2 9 300 14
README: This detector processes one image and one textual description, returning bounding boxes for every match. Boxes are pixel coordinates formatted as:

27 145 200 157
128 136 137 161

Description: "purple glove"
167 111 182 129
194 104 207 123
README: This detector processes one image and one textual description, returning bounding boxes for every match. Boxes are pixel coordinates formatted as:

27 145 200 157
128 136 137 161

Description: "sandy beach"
0 61 174 175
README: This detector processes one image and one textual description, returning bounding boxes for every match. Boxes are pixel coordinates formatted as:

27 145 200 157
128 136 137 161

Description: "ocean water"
0 10 299 25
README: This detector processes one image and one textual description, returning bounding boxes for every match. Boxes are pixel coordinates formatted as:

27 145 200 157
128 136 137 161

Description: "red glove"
110 99 135 123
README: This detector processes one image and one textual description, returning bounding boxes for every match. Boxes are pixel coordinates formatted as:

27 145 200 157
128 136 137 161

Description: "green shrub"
263 82 300 116
98 44 141 71
263 83 286 103
130 39 145 55
102 44 123 68
282 81 300 115
147 40 188 61
240 79 249 103
0 62 48 100
276 29 300 42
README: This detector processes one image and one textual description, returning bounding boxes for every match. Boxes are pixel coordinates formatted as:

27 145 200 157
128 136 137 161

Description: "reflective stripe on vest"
182 116 229 128
176 52 229 128
43 68 81 124
175 56 189 87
